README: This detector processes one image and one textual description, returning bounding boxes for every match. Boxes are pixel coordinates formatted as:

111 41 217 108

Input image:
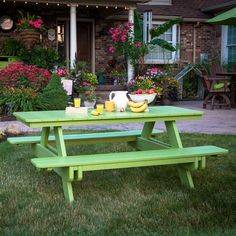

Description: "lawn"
0 132 236 236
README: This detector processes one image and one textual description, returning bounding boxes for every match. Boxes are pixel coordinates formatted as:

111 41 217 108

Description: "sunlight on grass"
0 132 235 235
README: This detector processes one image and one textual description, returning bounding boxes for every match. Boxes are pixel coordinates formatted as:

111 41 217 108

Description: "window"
221 25 236 65
144 20 180 64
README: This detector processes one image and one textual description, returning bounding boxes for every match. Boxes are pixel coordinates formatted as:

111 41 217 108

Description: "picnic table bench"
8 106 228 203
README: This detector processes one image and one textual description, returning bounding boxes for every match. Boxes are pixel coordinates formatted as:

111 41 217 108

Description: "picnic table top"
14 106 203 127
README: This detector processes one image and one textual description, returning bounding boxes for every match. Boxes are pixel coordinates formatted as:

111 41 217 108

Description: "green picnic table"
8 106 228 203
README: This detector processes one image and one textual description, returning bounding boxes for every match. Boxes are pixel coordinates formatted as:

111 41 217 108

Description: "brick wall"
180 22 221 65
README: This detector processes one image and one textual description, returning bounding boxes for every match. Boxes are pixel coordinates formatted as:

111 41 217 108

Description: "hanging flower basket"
19 29 40 49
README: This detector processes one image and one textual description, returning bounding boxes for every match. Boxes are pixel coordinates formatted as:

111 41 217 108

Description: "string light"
4 1 131 9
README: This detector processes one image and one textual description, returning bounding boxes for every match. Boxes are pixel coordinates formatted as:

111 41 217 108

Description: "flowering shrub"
108 22 148 65
0 62 51 92
16 11 46 32
56 68 69 77
127 66 179 101
0 87 42 112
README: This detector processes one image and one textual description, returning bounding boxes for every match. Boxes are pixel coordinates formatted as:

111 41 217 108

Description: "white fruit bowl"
128 93 157 104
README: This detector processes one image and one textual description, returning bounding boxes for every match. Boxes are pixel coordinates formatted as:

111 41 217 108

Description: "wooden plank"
31 146 228 169
7 129 163 145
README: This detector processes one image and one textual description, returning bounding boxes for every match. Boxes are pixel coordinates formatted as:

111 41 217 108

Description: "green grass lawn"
0 132 236 236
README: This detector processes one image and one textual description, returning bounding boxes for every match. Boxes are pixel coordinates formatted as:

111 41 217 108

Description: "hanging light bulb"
46 2 48 5
35 2 38 4
115 6 118 9
106 6 108 9
57 3 59 6
96 5 99 8
86 5 88 8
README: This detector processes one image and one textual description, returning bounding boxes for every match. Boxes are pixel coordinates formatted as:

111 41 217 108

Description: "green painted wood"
7 129 163 145
40 127 50 146
54 127 67 157
31 146 228 169
165 121 183 148
62 180 74 203
178 168 194 188
13 106 203 128
136 137 171 150
141 122 155 138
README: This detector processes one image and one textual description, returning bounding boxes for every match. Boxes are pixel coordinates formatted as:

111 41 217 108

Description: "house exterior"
0 0 235 80
139 0 236 67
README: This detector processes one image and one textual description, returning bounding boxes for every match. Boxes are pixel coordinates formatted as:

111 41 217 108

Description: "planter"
84 100 96 108
19 29 40 49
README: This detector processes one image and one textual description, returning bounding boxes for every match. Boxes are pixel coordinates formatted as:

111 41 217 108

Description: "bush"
21 47 60 70
39 73 68 110
0 87 43 112
0 38 27 57
0 62 51 92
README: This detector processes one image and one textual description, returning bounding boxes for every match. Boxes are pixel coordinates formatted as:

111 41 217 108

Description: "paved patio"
0 100 236 135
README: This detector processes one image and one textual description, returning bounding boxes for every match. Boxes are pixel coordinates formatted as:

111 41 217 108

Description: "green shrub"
0 38 27 57
22 47 60 70
40 73 68 110
0 88 43 112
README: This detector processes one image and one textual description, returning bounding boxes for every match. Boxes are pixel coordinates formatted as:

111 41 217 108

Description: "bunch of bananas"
127 100 148 113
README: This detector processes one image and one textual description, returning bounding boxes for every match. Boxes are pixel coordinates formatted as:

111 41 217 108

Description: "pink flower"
134 42 142 48
108 46 115 53
150 67 158 75
85 90 90 95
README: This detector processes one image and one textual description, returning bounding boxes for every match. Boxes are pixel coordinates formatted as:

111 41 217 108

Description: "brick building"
0 0 235 79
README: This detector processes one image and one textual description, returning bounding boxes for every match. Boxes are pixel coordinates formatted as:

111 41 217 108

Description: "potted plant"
15 11 46 49
78 72 99 107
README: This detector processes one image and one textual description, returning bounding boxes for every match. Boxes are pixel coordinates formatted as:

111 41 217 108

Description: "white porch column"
70 5 77 69
127 8 135 82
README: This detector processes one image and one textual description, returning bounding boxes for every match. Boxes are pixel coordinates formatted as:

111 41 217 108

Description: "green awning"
207 7 236 25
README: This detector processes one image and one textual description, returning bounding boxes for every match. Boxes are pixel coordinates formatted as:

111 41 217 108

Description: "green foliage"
150 18 181 51
0 38 27 57
134 10 143 42
0 87 43 112
40 73 68 110
22 47 60 70
0 132 235 235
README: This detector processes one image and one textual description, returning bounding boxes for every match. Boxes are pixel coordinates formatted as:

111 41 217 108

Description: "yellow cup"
74 98 81 108
96 104 104 114
105 101 115 112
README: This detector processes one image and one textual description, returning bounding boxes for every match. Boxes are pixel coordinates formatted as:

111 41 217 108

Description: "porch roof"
10 0 150 8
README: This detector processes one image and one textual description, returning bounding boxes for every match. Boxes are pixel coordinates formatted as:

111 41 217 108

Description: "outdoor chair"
202 64 231 109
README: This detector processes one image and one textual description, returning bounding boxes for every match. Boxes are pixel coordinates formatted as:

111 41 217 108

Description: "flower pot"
84 100 96 108
19 29 40 49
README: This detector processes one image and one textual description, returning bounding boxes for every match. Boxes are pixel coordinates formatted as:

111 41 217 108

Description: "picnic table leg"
62 179 74 203
53 127 75 201
165 121 194 189
141 122 155 138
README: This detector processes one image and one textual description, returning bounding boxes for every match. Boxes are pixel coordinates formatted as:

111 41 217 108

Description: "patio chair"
202 64 231 109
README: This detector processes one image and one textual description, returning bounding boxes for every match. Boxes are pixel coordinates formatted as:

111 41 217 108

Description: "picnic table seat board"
7 129 163 146
31 145 228 203
7 106 229 203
